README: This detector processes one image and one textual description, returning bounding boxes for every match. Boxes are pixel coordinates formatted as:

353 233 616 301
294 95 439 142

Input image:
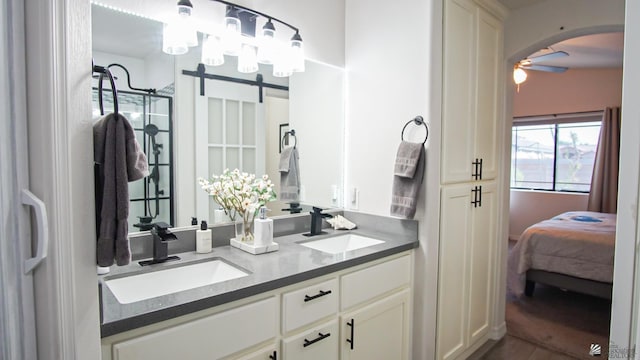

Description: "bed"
507 211 616 299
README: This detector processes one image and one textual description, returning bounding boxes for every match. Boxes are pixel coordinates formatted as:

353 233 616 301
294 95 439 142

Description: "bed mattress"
507 211 616 296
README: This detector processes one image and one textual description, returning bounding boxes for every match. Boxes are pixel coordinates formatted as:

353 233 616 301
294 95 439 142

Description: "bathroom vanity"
99 213 418 360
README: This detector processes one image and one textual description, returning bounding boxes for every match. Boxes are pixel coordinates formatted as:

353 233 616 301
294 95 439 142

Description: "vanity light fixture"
162 0 198 55
163 0 305 77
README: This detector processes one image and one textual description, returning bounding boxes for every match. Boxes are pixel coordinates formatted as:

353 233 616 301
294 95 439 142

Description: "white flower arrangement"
198 169 277 241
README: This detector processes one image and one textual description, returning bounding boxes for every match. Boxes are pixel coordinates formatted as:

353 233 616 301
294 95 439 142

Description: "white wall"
345 0 439 358
509 190 588 240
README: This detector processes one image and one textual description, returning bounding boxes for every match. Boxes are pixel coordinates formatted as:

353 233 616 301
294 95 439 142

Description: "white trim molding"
25 0 101 358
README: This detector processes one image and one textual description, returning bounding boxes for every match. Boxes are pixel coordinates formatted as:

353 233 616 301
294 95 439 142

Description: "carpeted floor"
506 284 611 359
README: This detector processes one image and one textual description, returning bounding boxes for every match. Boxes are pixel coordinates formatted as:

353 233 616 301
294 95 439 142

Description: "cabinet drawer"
282 278 338 333
112 296 278 360
282 319 339 360
341 255 411 310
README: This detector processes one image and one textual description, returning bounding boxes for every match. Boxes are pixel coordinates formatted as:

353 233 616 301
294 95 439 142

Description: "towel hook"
282 129 297 149
401 116 428 144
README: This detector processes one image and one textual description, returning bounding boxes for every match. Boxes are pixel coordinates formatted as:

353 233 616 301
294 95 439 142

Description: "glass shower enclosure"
92 88 175 233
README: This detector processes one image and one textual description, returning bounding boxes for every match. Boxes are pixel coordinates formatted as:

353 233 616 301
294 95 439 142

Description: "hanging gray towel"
390 141 425 219
279 146 300 201
393 141 424 177
94 113 149 267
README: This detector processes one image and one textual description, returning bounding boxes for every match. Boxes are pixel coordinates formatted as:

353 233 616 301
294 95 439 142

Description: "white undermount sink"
105 259 249 304
299 234 385 254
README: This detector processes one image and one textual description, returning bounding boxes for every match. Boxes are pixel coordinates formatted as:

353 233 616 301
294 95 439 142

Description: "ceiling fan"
513 50 569 87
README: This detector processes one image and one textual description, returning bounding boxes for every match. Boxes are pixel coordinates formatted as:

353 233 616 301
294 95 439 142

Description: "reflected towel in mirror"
279 146 300 201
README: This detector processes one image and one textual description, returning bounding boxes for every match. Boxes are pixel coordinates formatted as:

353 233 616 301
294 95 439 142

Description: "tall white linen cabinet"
437 0 506 359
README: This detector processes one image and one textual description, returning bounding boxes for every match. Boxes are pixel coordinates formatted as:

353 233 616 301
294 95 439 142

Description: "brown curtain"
587 107 621 213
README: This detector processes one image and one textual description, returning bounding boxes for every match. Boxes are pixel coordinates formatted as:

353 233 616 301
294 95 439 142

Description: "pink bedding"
507 211 616 296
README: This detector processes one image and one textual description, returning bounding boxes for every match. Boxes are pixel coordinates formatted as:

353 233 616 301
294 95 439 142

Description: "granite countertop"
99 226 418 338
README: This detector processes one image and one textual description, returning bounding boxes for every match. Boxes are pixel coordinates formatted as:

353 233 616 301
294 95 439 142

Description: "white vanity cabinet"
110 296 278 360
101 252 413 360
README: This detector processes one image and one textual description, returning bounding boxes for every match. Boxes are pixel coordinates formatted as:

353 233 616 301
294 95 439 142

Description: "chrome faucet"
139 222 180 266
305 207 333 236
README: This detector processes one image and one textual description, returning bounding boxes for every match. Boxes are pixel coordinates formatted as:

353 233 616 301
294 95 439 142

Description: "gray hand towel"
279 146 300 201
390 144 425 219
394 141 424 178
94 113 149 267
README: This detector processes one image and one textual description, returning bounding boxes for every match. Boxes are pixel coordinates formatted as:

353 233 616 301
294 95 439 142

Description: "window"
511 113 602 192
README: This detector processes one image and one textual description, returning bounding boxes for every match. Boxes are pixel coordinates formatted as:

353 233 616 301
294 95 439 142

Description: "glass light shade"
222 14 242 56
162 22 188 55
176 1 197 47
290 34 305 72
513 67 527 85
202 35 224 66
257 28 276 64
273 48 293 77
237 44 259 73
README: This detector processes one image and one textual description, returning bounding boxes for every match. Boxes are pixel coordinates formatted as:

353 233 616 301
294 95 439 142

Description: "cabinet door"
227 342 279 360
441 0 476 184
112 297 277 360
467 182 497 345
436 184 473 360
474 9 502 181
282 319 338 360
341 289 411 360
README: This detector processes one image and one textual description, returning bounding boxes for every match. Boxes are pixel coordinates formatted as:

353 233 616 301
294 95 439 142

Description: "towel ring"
401 116 428 144
282 129 297 149
93 64 119 116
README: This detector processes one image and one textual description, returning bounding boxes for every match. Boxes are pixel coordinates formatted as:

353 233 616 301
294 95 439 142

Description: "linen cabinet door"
341 289 411 360
436 184 473 360
282 319 338 360
441 0 477 184
473 8 503 181
467 181 497 345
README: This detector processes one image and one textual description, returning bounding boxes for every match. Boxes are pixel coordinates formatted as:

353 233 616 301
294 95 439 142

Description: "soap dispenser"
254 207 273 248
196 220 212 253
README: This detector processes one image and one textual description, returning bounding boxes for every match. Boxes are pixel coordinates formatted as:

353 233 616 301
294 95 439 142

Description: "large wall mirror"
91 1 345 234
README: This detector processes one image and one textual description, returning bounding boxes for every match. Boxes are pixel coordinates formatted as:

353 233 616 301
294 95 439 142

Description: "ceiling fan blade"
526 50 569 64
520 64 568 73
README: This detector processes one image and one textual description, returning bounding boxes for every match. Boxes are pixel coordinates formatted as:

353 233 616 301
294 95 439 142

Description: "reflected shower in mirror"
91 1 345 233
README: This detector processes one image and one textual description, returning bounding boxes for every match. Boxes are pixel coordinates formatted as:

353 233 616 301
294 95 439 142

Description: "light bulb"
513 67 527 85
202 35 224 66
273 45 293 77
290 32 305 72
222 7 242 56
238 44 258 73
162 22 188 55
257 20 276 64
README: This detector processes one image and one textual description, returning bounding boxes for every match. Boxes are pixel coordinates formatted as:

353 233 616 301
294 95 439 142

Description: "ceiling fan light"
513 67 527 85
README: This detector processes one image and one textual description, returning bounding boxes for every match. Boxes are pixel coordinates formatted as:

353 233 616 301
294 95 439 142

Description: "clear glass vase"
234 216 254 242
